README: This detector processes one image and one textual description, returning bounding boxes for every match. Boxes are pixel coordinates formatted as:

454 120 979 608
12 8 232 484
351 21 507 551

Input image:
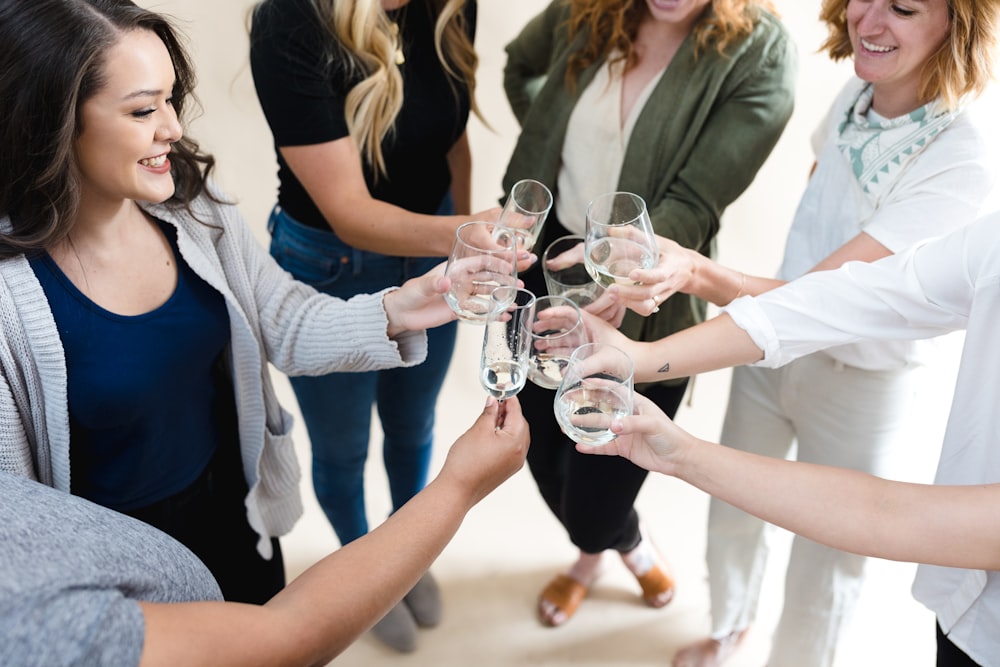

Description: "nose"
155 103 183 144
854 1 886 34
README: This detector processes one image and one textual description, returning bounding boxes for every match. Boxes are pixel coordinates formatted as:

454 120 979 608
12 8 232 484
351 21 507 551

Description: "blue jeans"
267 204 458 545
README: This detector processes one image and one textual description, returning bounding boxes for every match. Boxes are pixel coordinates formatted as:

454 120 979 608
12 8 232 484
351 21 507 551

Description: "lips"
860 38 896 54
139 154 168 168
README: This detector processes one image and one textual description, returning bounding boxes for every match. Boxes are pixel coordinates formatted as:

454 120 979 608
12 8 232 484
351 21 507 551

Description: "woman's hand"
575 392 693 477
382 262 455 337
607 236 696 316
438 396 530 506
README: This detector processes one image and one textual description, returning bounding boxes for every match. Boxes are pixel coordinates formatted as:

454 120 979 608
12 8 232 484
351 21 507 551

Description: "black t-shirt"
250 0 476 229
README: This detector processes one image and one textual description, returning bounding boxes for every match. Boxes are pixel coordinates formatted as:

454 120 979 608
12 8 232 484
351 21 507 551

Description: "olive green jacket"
503 2 797 375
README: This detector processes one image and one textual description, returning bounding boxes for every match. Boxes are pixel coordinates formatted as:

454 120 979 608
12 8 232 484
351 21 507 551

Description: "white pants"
707 352 917 667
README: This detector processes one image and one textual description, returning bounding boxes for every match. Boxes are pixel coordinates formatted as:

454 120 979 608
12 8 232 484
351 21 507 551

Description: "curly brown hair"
564 0 777 86
818 0 1000 110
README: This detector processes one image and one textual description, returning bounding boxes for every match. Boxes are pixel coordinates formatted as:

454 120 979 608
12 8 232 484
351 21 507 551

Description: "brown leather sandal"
635 563 675 608
538 574 588 627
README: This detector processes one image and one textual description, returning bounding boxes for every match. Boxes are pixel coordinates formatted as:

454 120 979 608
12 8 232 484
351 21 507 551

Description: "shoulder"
732 8 797 66
251 0 334 62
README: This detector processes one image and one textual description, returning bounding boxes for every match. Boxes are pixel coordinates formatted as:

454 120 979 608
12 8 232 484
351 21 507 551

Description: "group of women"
0 0 998 666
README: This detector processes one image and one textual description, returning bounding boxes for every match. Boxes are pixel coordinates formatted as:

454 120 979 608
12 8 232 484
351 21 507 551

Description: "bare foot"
672 629 748 667
537 551 603 626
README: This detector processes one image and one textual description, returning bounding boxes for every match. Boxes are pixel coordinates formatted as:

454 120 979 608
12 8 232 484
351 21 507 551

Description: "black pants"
520 216 689 554
937 622 981 666
125 437 285 604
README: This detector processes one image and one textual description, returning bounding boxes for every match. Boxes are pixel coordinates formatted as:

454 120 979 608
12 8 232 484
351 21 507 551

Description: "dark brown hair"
0 0 216 257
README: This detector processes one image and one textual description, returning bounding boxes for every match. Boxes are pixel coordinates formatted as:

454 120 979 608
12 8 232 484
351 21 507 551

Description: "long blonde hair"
819 0 1000 110
313 0 479 176
565 0 777 87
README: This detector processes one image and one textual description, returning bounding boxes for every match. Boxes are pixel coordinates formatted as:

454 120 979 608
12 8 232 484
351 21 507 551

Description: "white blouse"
556 56 665 234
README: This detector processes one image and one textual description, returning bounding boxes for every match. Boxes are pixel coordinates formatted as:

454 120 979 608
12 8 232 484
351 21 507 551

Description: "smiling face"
74 29 182 210
847 0 951 115
644 0 712 27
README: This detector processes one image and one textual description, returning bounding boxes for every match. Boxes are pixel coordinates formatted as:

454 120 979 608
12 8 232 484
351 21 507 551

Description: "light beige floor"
145 0 952 663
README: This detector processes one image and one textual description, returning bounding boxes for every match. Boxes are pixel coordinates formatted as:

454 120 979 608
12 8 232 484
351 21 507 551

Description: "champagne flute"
542 234 604 307
526 295 590 390
498 179 553 253
584 192 659 288
480 287 535 401
444 220 519 323
554 342 634 446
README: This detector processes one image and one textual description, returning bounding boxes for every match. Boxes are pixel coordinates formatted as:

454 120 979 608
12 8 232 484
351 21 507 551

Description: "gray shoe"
371 601 418 653
403 571 442 628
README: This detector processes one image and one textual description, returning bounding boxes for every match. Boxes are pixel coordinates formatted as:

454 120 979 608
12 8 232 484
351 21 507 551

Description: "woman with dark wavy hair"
501 0 796 631
0 0 458 607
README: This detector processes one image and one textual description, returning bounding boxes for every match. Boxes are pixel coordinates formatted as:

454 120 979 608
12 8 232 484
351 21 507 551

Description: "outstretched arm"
138 397 530 667
610 231 891 316
580 310 764 384
583 393 1000 571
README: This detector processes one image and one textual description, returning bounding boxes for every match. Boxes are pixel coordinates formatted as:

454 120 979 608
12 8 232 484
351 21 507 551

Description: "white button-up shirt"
726 213 1000 666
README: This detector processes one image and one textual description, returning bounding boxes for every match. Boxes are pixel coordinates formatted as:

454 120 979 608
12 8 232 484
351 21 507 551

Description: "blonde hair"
565 0 777 87
819 0 1000 110
313 0 479 176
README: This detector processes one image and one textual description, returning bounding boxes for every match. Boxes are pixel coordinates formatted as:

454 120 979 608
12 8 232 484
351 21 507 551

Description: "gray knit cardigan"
0 185 427 558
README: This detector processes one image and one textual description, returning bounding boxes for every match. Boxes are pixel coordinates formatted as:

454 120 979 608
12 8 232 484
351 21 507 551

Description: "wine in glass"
554 343 634 446
526 295 590 390
584 192 658 288
444 220 519 323
480 287 535 400
497 179 553 253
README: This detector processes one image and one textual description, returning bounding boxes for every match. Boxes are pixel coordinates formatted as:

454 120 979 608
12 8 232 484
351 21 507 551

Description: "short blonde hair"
819 0 1000 110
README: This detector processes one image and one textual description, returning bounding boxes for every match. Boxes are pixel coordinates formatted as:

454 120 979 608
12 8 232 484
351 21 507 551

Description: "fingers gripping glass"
554 342 634 447
444 221 519 324
584 192 659 288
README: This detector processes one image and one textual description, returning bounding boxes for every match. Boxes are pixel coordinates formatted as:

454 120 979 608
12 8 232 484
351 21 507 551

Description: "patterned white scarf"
837 84 958 201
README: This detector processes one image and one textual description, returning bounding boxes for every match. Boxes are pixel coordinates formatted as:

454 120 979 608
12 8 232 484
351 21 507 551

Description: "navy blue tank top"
29 220 234 511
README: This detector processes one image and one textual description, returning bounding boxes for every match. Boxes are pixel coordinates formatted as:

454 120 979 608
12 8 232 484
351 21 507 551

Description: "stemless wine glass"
526 295 590 390
584 192 659 288
480 287 536 401
542 234 604 308
498 179 553 253
444 220 519 324
554 342 634 447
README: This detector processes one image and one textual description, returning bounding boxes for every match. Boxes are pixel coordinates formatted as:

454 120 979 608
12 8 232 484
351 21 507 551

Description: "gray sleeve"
0 590 144 667
0 472 223 667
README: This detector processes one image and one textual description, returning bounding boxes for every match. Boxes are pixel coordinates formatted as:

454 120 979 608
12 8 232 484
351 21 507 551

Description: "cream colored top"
556 56 666 234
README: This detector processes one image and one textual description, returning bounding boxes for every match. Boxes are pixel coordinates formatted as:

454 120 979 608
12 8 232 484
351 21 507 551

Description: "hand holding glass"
480 287 536 401
542 235 604 307
444 221 519 323
498 179 553 253
584 192 659 287
526 295 590 390
554 343 634 446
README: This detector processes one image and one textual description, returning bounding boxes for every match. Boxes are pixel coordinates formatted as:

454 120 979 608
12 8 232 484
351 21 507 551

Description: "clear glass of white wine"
444 221 519 323
554 342 634 446
526 295 590 390
583 192 658 288
498 178 553 253
480 287 536 401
